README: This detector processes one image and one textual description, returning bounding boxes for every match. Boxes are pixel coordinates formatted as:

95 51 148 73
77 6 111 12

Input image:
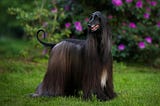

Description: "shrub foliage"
8 0 160 63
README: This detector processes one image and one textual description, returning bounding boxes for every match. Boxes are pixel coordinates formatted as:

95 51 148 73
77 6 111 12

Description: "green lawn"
0 37 160 106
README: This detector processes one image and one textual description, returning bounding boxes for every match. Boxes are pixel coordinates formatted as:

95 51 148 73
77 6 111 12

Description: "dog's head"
87 11 111 59
88 11 104 32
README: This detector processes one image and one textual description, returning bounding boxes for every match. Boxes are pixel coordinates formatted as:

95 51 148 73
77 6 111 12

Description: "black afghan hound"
32 11 116 101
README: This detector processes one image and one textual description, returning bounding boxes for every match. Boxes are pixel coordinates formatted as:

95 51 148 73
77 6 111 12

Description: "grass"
0 37 160 106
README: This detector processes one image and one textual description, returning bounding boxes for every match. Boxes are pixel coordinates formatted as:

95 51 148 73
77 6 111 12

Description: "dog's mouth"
90 24 100 31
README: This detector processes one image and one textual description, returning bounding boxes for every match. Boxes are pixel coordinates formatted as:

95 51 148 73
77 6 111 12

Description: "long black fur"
32 11 116 101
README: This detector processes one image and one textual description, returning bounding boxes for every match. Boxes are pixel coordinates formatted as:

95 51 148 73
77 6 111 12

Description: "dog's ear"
101 15 112 60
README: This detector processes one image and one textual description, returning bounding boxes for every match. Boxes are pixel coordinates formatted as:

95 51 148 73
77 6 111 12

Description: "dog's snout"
88 24 91 27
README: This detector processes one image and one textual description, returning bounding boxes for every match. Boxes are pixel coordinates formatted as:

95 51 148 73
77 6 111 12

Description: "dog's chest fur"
101 68 108 88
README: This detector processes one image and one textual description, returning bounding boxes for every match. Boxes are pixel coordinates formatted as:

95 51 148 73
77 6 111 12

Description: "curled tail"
36 29 56 48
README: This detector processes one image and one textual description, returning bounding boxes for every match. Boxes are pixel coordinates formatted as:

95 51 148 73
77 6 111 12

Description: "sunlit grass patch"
0 38 160 106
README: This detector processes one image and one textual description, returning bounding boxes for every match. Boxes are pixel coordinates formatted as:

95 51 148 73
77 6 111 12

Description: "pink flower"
145 36 152 43
65 5 70 11
112 0 123 6
122 30 126 33
42 22 48 27
157 22 160 28
150 1 157 6
126 0 133 3
122 22 127 26
129 22 136 28
118 44 125 51
108 15 113 19
42 48 48 55
144 13 150 19
65 22 71 28
74 21 82 31
41 32 47 39
136 1 143 8
146 7 151 12
138 42 145 49
146 0 150 3
85 18 89 22
51 8 57 13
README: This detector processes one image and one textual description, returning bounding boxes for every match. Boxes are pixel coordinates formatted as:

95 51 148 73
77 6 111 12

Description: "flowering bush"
108 0 160 63
8 1 74 43
8 0 160 64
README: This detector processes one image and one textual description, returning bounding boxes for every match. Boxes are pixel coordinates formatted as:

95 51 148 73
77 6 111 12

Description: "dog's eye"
95 14 100 19
93 15 100 22
89 15 93 20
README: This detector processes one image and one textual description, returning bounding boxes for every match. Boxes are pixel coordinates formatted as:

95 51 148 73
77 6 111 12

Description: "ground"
0 37 160 106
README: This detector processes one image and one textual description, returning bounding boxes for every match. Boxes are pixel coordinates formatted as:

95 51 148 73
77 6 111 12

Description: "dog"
32 11 116 101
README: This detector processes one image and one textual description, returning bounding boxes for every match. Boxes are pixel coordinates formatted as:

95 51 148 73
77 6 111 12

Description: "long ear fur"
100 15 112 62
